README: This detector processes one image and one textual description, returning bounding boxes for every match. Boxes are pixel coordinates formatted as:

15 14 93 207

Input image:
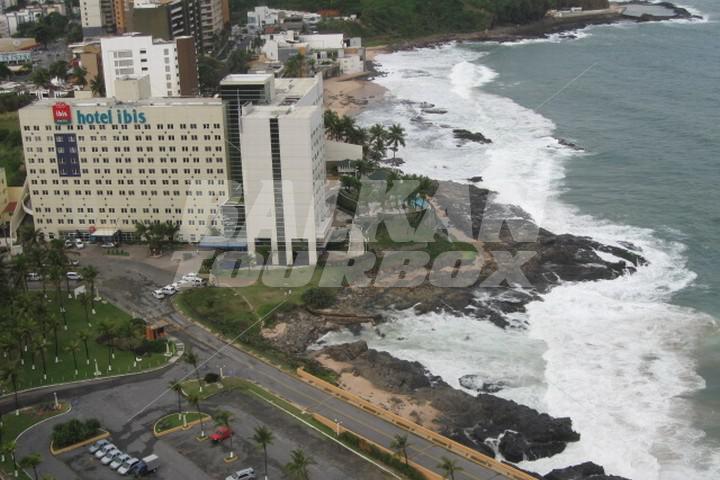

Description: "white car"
189 277 206 287
100 448 121 465
110 453 131 470
64 239 73 248
182 273 200 281
88 439 110 454
95 443 116 458
75 239 85 249
26 272 42 281
226 468 256 480
152 289 166 300
117 457 139 475
161 285 177 296
66 272 83 281
101 242 117 249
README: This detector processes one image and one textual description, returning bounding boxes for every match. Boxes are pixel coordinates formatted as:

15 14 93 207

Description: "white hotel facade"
19 73 332 265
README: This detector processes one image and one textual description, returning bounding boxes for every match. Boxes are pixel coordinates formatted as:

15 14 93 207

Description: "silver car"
88 439 110 454
95 443 116 458
110 453 131 470
100 448 121 465
117 457 139 475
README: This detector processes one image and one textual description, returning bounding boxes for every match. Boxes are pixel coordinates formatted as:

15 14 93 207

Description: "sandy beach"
323 46 389 117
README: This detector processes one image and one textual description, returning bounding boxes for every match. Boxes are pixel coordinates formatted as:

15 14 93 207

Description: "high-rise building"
132 0 202 47
199 0 223 52
79 0 115 36
220 74 329 265
18 78 228 243
101 34 199 98
112 0 133 33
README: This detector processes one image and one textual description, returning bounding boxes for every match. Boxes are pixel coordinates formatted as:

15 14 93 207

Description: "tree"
0 360 21 411
90 73 105 97
187 392 206 438
48 60 69 82
213 410 234 459
169 380 184 416
20 453 42 480
30 68 50 88
77 292 92 326
437 456 463 480
97 320 116 371
283 54 307 78
47 314 62 363
80 266 98 310
386 123 407 159
1 441 17 475
65 340 81 375
368 123 387 162
183 347 203 392
390 434 410 465
35 337 49 380
253 426 274 480
0 63 11 80
72 66 87 87
284 449 316 480
78 329 91 365
198 55 225 94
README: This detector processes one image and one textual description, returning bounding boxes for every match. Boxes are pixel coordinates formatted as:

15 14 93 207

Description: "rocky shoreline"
384 1 699 51
262 180 645 479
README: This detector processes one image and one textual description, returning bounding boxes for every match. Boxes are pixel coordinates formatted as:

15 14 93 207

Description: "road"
14 246 516 480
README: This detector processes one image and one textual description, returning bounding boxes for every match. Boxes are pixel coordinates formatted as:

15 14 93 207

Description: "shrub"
133 339 166 356
204 372 220 384
52 418 101 448
301 288 337 309
338 431 425 480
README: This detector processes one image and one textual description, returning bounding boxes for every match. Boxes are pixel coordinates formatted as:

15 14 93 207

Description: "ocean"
321 2 720 479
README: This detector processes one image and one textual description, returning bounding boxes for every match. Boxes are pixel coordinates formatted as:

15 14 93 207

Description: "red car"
210 426 233 443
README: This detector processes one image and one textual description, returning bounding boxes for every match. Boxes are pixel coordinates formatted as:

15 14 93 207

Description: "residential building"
199 0 225 51
219 73 329 265
18 77 229 243
80 0 115 36
113 0 133 33
0 38 38 72
132 0 202 49
247 6 321 32
0 0 18 13
69 39 103 87
1 3 66 36
101 34 199 98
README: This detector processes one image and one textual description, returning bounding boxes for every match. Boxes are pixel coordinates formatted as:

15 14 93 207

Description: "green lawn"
6 295 173 392
0 402 70 480
155 411 209 434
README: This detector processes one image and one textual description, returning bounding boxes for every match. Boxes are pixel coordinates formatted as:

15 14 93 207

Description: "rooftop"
23 96 223 110
0 38 39 53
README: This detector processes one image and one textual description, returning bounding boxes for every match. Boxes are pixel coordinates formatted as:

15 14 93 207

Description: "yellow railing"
297 369 536 480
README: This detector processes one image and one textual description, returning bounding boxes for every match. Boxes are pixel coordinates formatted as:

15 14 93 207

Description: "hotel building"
19 77 228 243
19 74 333 265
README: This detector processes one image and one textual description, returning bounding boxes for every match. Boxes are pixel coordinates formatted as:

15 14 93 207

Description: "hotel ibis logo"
52 102 72 124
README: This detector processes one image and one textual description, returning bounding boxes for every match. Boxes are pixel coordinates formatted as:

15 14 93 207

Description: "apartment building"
101 34 198 98
132 0 202 47
2 3 66 36
80 0 115 36
18 77 229 243
112 0 132 33
219 74 329 265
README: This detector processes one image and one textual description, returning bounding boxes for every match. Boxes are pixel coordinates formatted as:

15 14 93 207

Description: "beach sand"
323 47 389 117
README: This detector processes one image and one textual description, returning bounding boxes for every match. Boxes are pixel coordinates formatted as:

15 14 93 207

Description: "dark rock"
422 107 448 114
544 462 631 480
557 138 583 151
499 431 567 463
454 129 493 144
459 375 506 393
321 341 368 362
468 176 484 182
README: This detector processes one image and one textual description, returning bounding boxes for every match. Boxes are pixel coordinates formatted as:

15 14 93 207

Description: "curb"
50 429 111 456
153 412 210 438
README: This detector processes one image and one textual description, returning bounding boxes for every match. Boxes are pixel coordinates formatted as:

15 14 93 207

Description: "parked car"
66 272 83 281
26 272 42 281
130 454 159 476
190 277 206 287
101 242 117 249
161 285 177 296
117 457 139 475
182 273 200 281
100 448 121 465
64 239 74 248
152 289 165 300
75 239 85 249
210 426 233 444
226 468 256 480
94 443 116 458
88 439 110 454
171 280 190 291
110 452 131 470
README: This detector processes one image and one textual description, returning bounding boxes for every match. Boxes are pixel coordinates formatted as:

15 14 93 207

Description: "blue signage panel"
55 133 80 177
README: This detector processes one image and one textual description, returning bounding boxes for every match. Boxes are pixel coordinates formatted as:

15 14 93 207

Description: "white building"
220 74 330 265
101 34 199 99
298 33 344 50
247 6 321 32
79 0 114 36
18 77 229 243
1 3 66 36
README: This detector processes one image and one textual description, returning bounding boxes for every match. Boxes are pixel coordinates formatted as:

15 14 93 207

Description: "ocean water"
322 2 720 479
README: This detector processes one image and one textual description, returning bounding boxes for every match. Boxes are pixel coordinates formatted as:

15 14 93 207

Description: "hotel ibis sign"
52 102 147 125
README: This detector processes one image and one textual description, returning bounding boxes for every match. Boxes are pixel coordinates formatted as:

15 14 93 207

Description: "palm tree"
390 434 410 465
284 449 316 480
77 292 92 326
187 392 206 438
253 426 274 480
386 123 406 159
437 456 463 480
78 330 91 365
35 337 49 381
368 123 387 163
169 380 184 416
183 348 203 392
2 440 17 475
90 73 105 97
47 314 62 363
80 266 98 311
11 254 29 292
97 321 116 371
0 360 21 412
65 340 81 375
213 410 234 459
19 452 42 480
72 65 87 87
